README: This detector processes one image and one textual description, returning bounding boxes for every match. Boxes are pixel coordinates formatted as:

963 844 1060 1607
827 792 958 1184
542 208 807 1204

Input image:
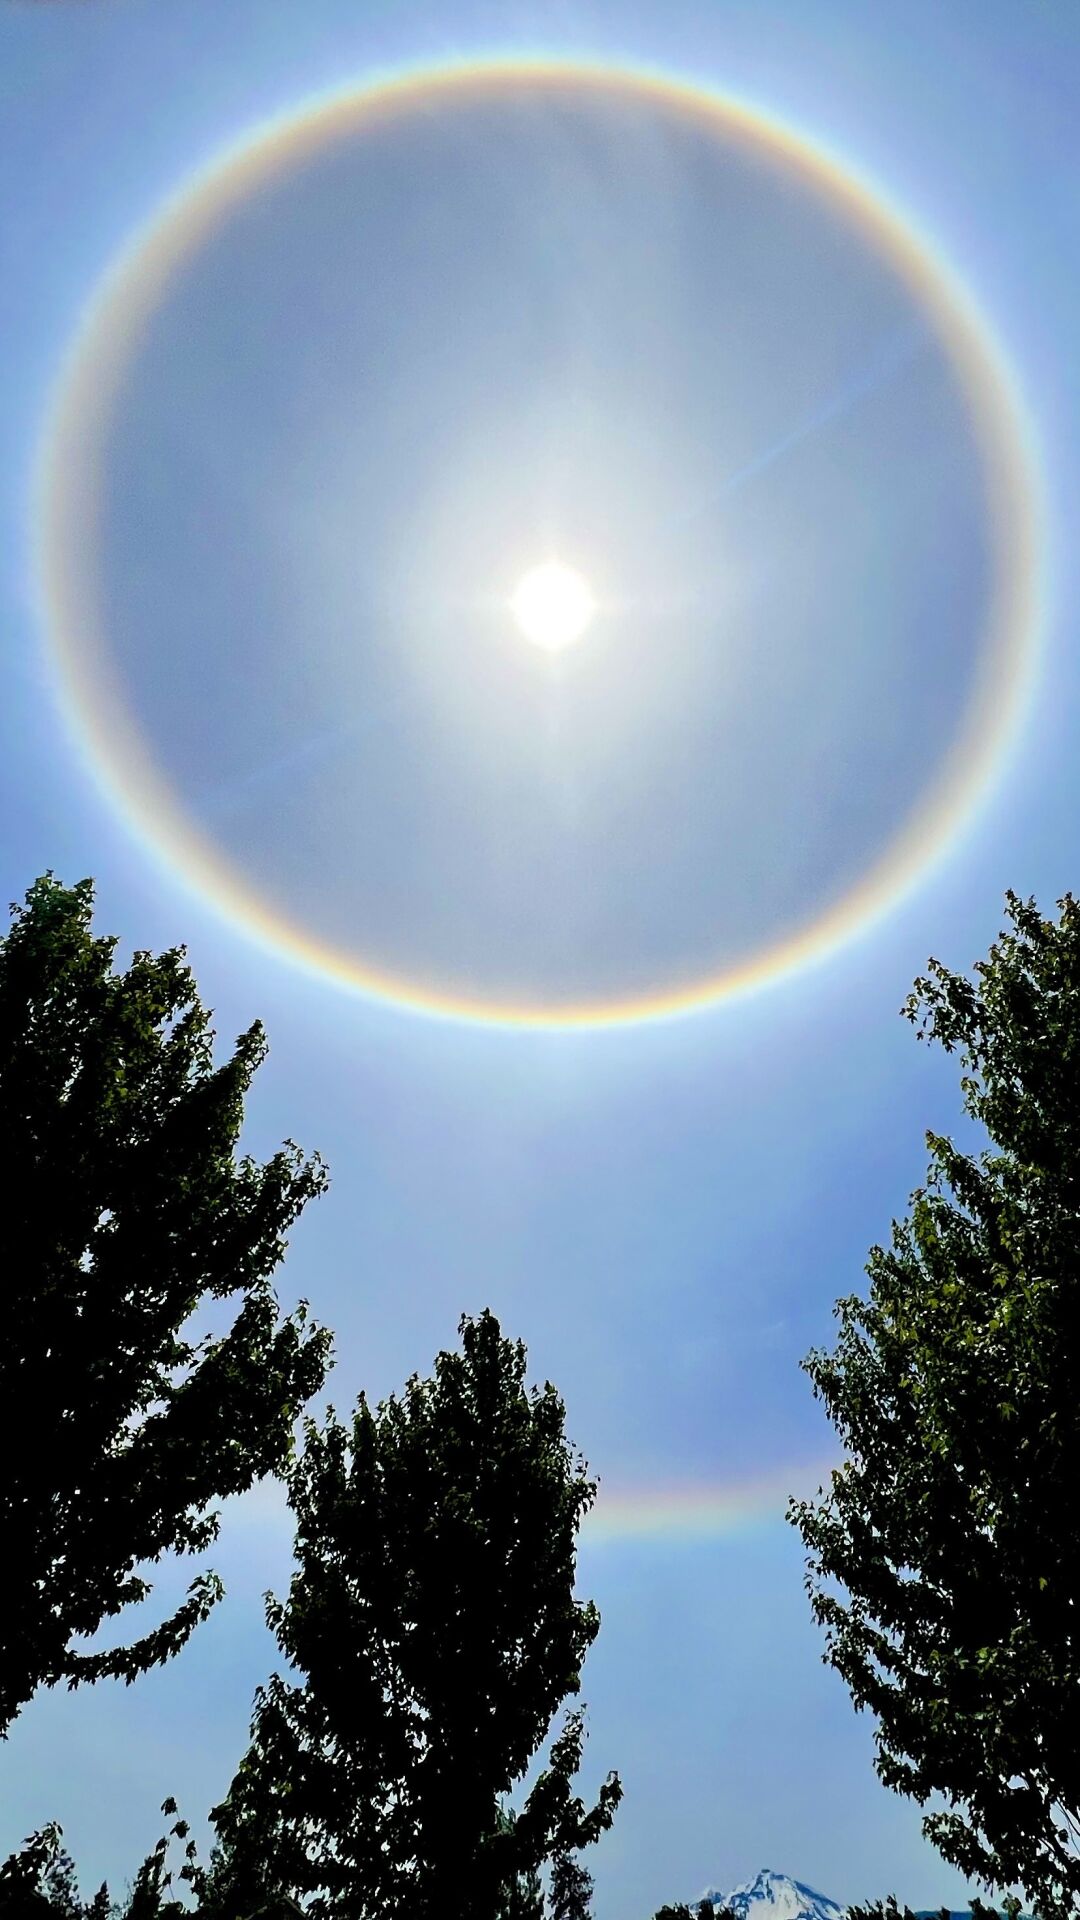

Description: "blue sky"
0 1 1077 1915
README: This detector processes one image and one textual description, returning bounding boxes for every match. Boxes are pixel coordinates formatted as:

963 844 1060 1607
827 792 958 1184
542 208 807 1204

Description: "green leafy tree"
201 1310 621 1920
0 876 332 1736
790 893 1080 1918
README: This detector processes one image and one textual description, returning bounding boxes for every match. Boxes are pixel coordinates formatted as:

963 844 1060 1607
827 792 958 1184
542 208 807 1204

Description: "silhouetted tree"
122 1802 195 1920
496 1858 544 1920
846 1904 1011 1920
845 1904 921 1920
790 893 1080 1918
0 876 332 1736
496 1874 544 1920
491 1810 544 1920
0 1825 81 1918
0 1800 204 1920
0 1800 215 1920
650 1905 737 1920
202 1311 621 1920
549 1849 594 1920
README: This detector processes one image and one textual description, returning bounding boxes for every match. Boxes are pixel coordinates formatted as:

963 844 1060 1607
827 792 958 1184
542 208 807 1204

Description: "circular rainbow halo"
35 58 1042 1030
510 561 596 652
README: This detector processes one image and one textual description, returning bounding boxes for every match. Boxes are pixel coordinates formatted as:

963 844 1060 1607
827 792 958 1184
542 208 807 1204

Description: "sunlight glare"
510 561 595 652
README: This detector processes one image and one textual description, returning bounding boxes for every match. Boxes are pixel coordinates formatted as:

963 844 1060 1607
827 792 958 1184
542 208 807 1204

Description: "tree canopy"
0 875 332 1736
0 1803 194 1920
200 1310 620 1920
651 1904 734 1920
549 1850 594 1920
790 892 1080 1918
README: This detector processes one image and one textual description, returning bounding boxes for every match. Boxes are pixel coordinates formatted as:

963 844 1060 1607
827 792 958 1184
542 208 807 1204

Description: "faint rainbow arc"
581 1457 838 1546
228 1454 839 1546
35 55 1047 1030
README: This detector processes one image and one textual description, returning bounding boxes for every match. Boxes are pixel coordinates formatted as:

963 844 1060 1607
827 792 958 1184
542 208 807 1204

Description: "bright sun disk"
510 561 595 651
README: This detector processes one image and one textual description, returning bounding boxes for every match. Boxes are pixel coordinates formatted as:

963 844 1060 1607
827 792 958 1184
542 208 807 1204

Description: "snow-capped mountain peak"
696 1868 847 1920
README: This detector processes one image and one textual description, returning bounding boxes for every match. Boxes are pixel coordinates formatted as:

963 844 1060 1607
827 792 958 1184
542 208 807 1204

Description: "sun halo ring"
36 57 1046 1030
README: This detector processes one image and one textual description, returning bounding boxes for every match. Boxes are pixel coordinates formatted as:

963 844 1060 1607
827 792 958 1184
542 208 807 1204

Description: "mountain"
677 1869 1017 1920
694 1868 847 1920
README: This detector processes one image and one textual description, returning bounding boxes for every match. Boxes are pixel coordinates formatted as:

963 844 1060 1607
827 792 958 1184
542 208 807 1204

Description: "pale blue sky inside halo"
0 2 1077 1917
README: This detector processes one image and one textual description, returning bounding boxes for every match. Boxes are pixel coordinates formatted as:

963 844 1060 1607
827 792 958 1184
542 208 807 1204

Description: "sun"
510 561 596 652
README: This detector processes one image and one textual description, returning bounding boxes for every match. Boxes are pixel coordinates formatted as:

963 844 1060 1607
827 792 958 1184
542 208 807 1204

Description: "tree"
0 1826 118 1920
0 1824 82 1919
0 876 332 1736
0 1803 197 1920
549 1849 594 1920
789 892 1080 1919
651 1906 734 1920
492 1810 544 1920
121 1801 196 1920
845 1905 1008 1920
202 1310 621 1920
845 1905 930 1920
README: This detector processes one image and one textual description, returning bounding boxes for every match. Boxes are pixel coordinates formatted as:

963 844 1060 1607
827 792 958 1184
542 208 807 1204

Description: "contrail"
674 318 932 523
196 696 407 821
